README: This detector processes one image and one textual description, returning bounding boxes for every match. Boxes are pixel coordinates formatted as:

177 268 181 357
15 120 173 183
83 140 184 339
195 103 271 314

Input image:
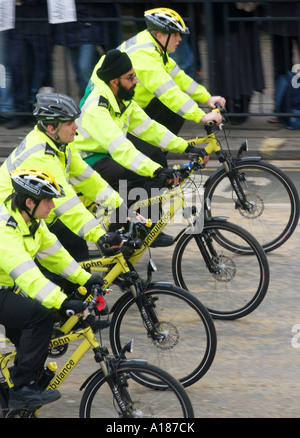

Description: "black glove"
154 167 178 180
153 167 180 189
186 145 209 159
84 274 105 293
97 232 123 256
60 298 87 317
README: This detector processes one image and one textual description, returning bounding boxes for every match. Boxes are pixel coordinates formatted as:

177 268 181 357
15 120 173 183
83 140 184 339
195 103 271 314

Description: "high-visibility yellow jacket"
0 126 123 243
76 81 188 176
0 200 91 309
81 29 211 123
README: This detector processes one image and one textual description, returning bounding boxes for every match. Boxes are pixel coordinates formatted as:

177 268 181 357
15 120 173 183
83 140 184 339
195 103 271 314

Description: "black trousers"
92 133 168 196
0 290 54 388
143 97 185 135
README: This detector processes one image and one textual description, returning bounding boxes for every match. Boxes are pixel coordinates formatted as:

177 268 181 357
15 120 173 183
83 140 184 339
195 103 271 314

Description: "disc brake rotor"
211 255 237 282
153 322 179 350
237 194 264 219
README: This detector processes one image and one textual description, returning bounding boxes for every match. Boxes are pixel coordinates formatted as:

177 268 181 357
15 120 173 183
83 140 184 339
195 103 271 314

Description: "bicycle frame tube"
189 133 221 155
189 133 252 210
129 187 185 266
79 188 186 284
0 326 99 396
0 350 16 388
46 329 98 391
80 252 131 290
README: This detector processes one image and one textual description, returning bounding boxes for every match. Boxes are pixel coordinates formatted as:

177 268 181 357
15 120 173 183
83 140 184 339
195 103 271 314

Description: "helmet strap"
149 30 170 64
24 198 40 221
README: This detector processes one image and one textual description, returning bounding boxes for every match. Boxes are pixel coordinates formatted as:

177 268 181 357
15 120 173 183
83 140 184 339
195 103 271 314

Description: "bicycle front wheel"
172 219 270 320
79 362 194 418
110 285 217 388
205 160 300 252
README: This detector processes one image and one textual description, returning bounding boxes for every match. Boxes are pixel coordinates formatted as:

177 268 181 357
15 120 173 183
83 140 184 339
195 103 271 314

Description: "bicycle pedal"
6 408 36 418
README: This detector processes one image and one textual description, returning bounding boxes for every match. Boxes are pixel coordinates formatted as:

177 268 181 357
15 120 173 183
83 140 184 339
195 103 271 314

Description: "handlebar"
204 102 226 134
87 284 107 313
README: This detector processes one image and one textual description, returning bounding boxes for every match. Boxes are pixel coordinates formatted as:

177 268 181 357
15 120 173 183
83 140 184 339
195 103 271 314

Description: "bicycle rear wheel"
109 285 217 388
205 160 300 252
79 362 194 418
172 219 270 320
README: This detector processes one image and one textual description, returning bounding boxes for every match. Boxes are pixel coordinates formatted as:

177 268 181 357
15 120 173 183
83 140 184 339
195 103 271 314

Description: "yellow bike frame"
81 185 196 289
189 133 221 156
0 323 104 414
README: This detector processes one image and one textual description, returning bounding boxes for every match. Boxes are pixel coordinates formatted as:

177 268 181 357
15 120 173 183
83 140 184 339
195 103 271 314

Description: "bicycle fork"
193 230 223 275
93 344 139 418
130 284 164 344
217 152 252 212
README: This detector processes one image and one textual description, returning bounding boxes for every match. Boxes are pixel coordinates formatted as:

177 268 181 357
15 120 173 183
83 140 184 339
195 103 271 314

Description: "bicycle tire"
109 285 217 388
79 361 194 418
204 160 300 253
172 219 270 320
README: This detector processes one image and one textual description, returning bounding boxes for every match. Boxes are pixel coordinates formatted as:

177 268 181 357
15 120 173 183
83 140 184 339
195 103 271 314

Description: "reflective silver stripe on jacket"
77 96 99 139
130 117 152 137
185 80 199 96
120 40 156 55
76 124 91 140
6 143 46 172
65 148 72 182
78 217 100 238
129 152 148 173
154 79 176 98
53 196 82 217
107 134 127 155
177 98 196 117
95 185 115 204
158 131 175 150
59 259 81 278
69 166 94 186
169 64 181 78
10 260 37 280
34 281 58 304
0 205 10 223
36 240 63 259
120 35 137 50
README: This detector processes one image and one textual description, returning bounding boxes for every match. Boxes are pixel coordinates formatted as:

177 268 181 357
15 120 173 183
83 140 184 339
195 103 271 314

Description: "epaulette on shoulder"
6 216 18 229
45 143 57 156
98 96 109 108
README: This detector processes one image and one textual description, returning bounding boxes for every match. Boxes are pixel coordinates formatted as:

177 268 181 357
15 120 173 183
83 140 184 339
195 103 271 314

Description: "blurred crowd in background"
0 1 300 129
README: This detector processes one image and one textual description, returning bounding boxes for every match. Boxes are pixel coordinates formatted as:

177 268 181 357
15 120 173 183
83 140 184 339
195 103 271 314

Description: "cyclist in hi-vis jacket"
75 49 210 247
0 168 107 410
0 93 124 287
81 7 225 135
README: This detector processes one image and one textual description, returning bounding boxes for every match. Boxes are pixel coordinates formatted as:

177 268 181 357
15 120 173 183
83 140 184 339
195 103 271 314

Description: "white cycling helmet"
11 167 65 200
144 8 189 34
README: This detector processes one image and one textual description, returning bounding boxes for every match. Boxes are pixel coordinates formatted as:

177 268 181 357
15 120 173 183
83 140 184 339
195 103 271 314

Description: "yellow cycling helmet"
11 167 65 200
144 7 189 34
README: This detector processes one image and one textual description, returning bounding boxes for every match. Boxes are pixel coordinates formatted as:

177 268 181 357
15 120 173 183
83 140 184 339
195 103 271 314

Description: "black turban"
97 49 133 82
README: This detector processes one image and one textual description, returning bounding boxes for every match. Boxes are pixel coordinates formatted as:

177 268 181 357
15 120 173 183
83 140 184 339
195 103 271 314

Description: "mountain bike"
189 108 299 253
0 287 194 418
86 168 269 351
78 232 217 388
